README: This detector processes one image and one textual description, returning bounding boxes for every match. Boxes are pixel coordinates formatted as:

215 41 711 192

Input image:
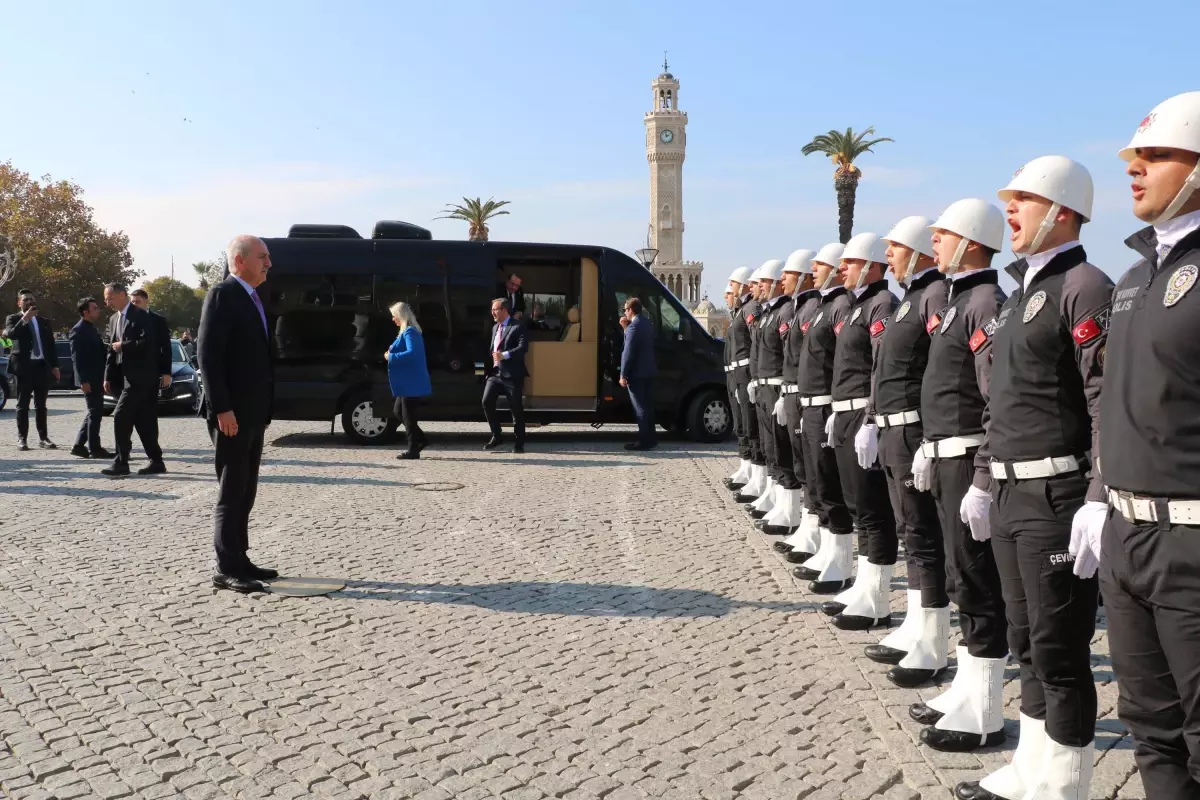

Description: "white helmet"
883 216 934 285
997 156 1093 255
1119 92 1200 224
930 199 1005 273
812 242 846 290
842 233 888 289
728 266 754 285
783 249 816 275
757 258 784 283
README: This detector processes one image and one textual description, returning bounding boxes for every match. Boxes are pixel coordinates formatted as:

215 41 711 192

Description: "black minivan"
254 221 732 445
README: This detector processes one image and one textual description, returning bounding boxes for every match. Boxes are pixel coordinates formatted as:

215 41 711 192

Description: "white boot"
741 464 766 498
832 556 871 607
751 478 778 513
934 651 1007 739
729 459 751 485
800 527 835 572
816 532 854 583
877 589 923 653
838 561 892 621
764 487 804 528
897 606 950 671
977 714 1048 799
1018 735 1092 800
783 509 821 552
926 645 972 716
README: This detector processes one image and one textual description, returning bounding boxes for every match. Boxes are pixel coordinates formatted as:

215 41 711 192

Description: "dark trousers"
393 396 426 450
482 376 525 443
757 384 797 488
15 364 50 440
740 370 762 465
992 471 1098 746
800 404 852 534
209 421 264 575
626 377 656 446
880 424 945 606
112 381 162 464
74 388 105 451
784 394 808 497
833 408 897 564
932 456 1007 657
1102 510 1200 798
727 372 749 460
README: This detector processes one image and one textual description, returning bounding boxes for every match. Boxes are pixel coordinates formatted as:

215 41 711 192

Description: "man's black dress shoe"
820 600 846 617
909 701 944 725
39 439 57 449
920 726 1005 752
244 565 279 581
624 442 656 451
484 437 503 450
792 564 820 579
785 550 815 563
397 450 420 460
832 613 892 631
102 463 130 477
91 447 114 459
138 460 167 475
724 479 746 491
888 665 945 688
17 438 28 451
70 445 92 458
809 578 853 594
513 443 525 454
732 493 758 504
864 644 907 665
754 521 792 535
772 541 793 553
213 573 265 594
954 781 1006 800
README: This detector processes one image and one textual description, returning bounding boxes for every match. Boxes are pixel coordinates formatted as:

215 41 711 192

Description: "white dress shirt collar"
950 267 989 283
1022 240 1081 292
1154 209 1200 260
231 274 257 296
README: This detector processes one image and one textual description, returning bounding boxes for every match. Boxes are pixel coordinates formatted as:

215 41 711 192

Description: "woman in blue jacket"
385 302 432 459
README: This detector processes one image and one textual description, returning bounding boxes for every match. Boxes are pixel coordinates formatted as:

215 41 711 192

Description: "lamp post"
634 247 658 269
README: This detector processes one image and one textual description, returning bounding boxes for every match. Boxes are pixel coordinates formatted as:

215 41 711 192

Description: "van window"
269 274 374 357
611 282 688 343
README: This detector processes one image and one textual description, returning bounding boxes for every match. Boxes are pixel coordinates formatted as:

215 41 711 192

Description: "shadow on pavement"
271 430 733 457
0 483 179 500
333 579 809 618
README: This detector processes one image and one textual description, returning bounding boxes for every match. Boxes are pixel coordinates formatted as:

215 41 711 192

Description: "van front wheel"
685 389 732 443
341 391 399 445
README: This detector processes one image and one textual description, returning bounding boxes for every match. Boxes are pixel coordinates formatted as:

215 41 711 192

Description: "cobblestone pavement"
0 397 1142 799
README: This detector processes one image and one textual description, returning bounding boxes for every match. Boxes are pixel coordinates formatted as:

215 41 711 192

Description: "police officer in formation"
741 263 783 519
723 266 756 492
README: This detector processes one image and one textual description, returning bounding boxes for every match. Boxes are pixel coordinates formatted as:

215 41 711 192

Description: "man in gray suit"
619 297 658 451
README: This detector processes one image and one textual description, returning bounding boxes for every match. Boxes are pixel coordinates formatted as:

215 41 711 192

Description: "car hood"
172 362 197 379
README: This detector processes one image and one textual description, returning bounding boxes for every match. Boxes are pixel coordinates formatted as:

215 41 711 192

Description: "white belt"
1109 489 1200 526
832 397 869 412
781 384 800 395
920 435 986 459
801 395 833 407
724 358 750 372
875 410 920 428
761 377 784 386
990 455 1081 481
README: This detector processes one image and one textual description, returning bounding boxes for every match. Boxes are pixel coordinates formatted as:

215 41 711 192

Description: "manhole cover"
412 482 465 492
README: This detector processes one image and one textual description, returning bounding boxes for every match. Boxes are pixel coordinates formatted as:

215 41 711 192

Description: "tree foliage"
139 276 205 334
801 127 894 243
436 197 511 241
191 257 225 290
0 161 140 323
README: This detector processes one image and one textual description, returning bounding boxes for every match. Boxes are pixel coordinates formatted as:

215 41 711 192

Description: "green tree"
139 276 204 334
191 257 225 290
436 197 511 241
0 161 139 322
801 127 894 244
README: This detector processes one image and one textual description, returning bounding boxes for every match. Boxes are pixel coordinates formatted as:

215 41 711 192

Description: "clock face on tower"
660 129 674 144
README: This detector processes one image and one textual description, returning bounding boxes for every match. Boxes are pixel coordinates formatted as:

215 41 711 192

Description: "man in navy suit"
3 289 61 450
620 297 658 450
482 297 527 453
68 297 112 459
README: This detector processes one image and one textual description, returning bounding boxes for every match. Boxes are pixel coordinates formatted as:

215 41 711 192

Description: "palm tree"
801 127 894 244
436 197 511 241
191 260 211 289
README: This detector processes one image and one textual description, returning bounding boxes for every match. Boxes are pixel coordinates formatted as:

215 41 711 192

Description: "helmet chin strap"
900 251 920 287
945 238 970 275
1154 162 1200 225
819 267 838 291
1016 202 1062 256
854 262 871 290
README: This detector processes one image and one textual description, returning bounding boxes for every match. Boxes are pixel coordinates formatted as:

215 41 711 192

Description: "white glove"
1069 501 1108 579
773 395 787 425
854 423 879 470
748 382 757 403
824 411 837 446
734 388 740 403
959 485 993 542
912 448 932 492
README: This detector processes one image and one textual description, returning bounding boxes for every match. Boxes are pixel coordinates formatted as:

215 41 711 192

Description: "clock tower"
644 57 703 305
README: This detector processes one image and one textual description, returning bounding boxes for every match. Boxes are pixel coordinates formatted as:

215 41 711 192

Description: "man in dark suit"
198 235 278 593
69 297 112 459
482 297 527 453
619 297 658 451
131 288 173 389
102 282 165 477
500 273 527 320
3 289 61 450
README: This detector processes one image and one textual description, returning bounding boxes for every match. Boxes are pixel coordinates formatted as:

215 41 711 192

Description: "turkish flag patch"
778 322 790 335
870 319 887 337
801 321 811 334
746 314 756 324
1072 318 1102 345
969 328 988 352
926 314 942 334
834 321 846 336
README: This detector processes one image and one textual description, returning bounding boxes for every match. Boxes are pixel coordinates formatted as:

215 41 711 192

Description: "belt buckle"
1114 490 1137 522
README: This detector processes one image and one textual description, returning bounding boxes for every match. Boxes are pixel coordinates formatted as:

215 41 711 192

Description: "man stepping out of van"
483 297 528 454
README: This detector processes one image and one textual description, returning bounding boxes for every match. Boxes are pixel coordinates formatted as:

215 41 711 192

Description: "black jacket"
620 314 657 379
782 289 821 383
798 288 851 397
148 310 172 376
69 319 106 387
1101 225 1200 498
833 280 898 405
487 318 528 381
198 277 275 427
753 294 794 379
106 304 159 388
2 312 58 376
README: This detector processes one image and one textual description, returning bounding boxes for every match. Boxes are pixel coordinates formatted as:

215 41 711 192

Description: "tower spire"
662 52 668 73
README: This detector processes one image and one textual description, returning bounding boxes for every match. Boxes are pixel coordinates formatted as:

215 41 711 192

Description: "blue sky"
3 0 1197 297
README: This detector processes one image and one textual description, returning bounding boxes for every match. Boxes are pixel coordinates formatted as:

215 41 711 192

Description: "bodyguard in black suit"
498 273 527 319
132 288 173 387
619 297 658 450
3 289 61 449
68 297 112 458
198 236 278 593
102 283 165 476
482 297 527 453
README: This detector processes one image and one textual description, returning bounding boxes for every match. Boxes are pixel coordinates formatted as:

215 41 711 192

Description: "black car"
104 339 204 414
53 340 76 390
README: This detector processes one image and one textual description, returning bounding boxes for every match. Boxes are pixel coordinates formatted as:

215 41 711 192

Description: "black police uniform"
727 293 759 469
831 280 899 567
1099 223 1200 800
782 288 822 506
986 245 1111 750
795 287 854 541
754 293 796 490
871 269 948 609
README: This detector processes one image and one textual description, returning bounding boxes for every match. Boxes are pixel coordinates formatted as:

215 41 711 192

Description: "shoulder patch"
800 321 811 333
969 328 989 352
896 300 911 321
1164 264 1199 307
778 321 790 336
813 311 824 327
940 306 958 333
834 320 846 336
1022 290 1047 323
925 313 942 334
870 319 887 337
1071 318 1102 346
983 317 998 337
746 313 756 325
850 307 863 324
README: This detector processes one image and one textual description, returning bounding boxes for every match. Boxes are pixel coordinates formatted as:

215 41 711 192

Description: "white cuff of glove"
1069 500 1108 579
960 484 993 542
854 423 878 470
911 449 932 493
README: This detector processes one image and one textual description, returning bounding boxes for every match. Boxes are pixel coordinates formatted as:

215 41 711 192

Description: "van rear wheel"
341 390 399 445
685 389 732 443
